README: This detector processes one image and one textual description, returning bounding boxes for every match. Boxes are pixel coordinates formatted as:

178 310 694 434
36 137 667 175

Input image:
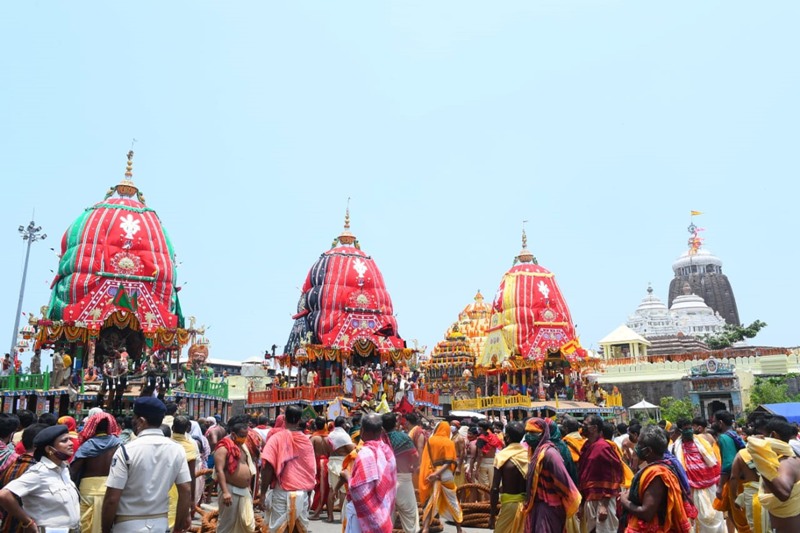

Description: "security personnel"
101 397 192 533
0 423 81 532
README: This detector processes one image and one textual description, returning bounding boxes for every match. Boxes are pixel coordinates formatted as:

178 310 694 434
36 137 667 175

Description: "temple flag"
112 284 138 312
690 210 703 216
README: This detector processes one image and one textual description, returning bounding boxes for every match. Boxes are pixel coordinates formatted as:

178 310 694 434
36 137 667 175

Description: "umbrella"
448 410 487 420
628 399 661 421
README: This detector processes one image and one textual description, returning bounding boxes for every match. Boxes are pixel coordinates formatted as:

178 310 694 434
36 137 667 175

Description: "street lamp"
10 221 46 371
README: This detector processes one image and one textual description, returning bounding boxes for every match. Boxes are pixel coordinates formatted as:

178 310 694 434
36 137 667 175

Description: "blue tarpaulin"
756 403 800 424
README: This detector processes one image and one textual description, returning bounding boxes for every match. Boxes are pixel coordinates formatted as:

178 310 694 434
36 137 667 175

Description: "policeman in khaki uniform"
101 397 192 533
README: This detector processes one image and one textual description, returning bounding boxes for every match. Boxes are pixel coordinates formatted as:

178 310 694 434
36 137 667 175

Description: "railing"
0 373 51 392
452 394 533 411
603 347 791 366
184 374 229 399
248 386 345 405
246 385 440 408
414 389 440 407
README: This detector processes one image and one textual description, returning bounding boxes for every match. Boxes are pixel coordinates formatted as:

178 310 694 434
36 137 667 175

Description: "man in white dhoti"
673 418 725 533
260 405 316 533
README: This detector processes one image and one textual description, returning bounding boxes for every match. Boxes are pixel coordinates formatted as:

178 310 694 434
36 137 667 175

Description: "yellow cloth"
79 476 108 533
758 481 800 519
494 443 529 479
606 439 633 489
173 433 199 462
422 477 463 525
563 432 585 464
168 484 178 529
495 494 525 533
169 433 198 529
746 436 800 518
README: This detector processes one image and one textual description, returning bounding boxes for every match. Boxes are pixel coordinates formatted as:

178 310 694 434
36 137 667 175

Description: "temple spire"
337 197 356 246
516 220 537 264
115 150 140 199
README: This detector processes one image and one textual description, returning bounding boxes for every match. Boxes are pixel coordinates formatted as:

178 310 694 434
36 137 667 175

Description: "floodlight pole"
10 221 46 370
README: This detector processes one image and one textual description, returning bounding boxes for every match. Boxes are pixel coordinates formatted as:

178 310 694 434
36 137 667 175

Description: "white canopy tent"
628 399 661 421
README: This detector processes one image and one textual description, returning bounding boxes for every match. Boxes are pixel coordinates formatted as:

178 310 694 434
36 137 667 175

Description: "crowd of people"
0 401 799 532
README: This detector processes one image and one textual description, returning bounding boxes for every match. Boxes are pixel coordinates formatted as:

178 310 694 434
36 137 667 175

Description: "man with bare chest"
489 422 528 533
214 417 256 533
472 421 502 500
310 417 332 520
384 413 419 533
69 413 121 533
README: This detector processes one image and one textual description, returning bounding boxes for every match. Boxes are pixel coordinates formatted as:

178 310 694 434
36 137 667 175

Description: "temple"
668 223 740 326
597 217 795 419
623 284 724 357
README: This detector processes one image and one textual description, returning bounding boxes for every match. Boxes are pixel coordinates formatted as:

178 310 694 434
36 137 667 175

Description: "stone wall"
606 380 691 409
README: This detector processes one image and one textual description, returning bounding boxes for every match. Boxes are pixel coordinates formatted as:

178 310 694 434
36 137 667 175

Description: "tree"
705 320 767 350
747 375 799 412
660 396 695 423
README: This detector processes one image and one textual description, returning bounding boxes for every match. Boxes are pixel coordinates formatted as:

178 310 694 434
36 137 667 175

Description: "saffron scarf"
419 421 457 502
622 460 692 533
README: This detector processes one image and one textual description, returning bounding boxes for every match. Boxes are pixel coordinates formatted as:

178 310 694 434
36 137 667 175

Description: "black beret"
133 397 167 417
33 424 68 448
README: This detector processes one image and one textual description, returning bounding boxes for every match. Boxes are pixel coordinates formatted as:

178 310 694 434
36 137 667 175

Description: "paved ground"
196 501 486 532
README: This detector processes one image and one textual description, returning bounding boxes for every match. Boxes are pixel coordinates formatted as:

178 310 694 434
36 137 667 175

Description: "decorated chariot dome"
450 290 492 358
37 151 187 361
283 209 410 365
480 229 585 368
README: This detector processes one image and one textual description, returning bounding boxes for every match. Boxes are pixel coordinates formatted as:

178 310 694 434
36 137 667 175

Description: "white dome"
670 293 712 312
669 290 726 336
672 248 723 271
627 286 679 338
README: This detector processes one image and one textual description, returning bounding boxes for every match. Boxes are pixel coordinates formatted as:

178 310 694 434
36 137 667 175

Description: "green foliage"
747 375 800 412
659 396 695 423
705 320 767 350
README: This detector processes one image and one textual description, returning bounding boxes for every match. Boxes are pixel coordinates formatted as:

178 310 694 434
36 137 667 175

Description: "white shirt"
5 457 80 528
106 428 192 517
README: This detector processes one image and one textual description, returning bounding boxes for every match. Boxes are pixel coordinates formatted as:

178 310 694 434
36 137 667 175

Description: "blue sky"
2 2 798 366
